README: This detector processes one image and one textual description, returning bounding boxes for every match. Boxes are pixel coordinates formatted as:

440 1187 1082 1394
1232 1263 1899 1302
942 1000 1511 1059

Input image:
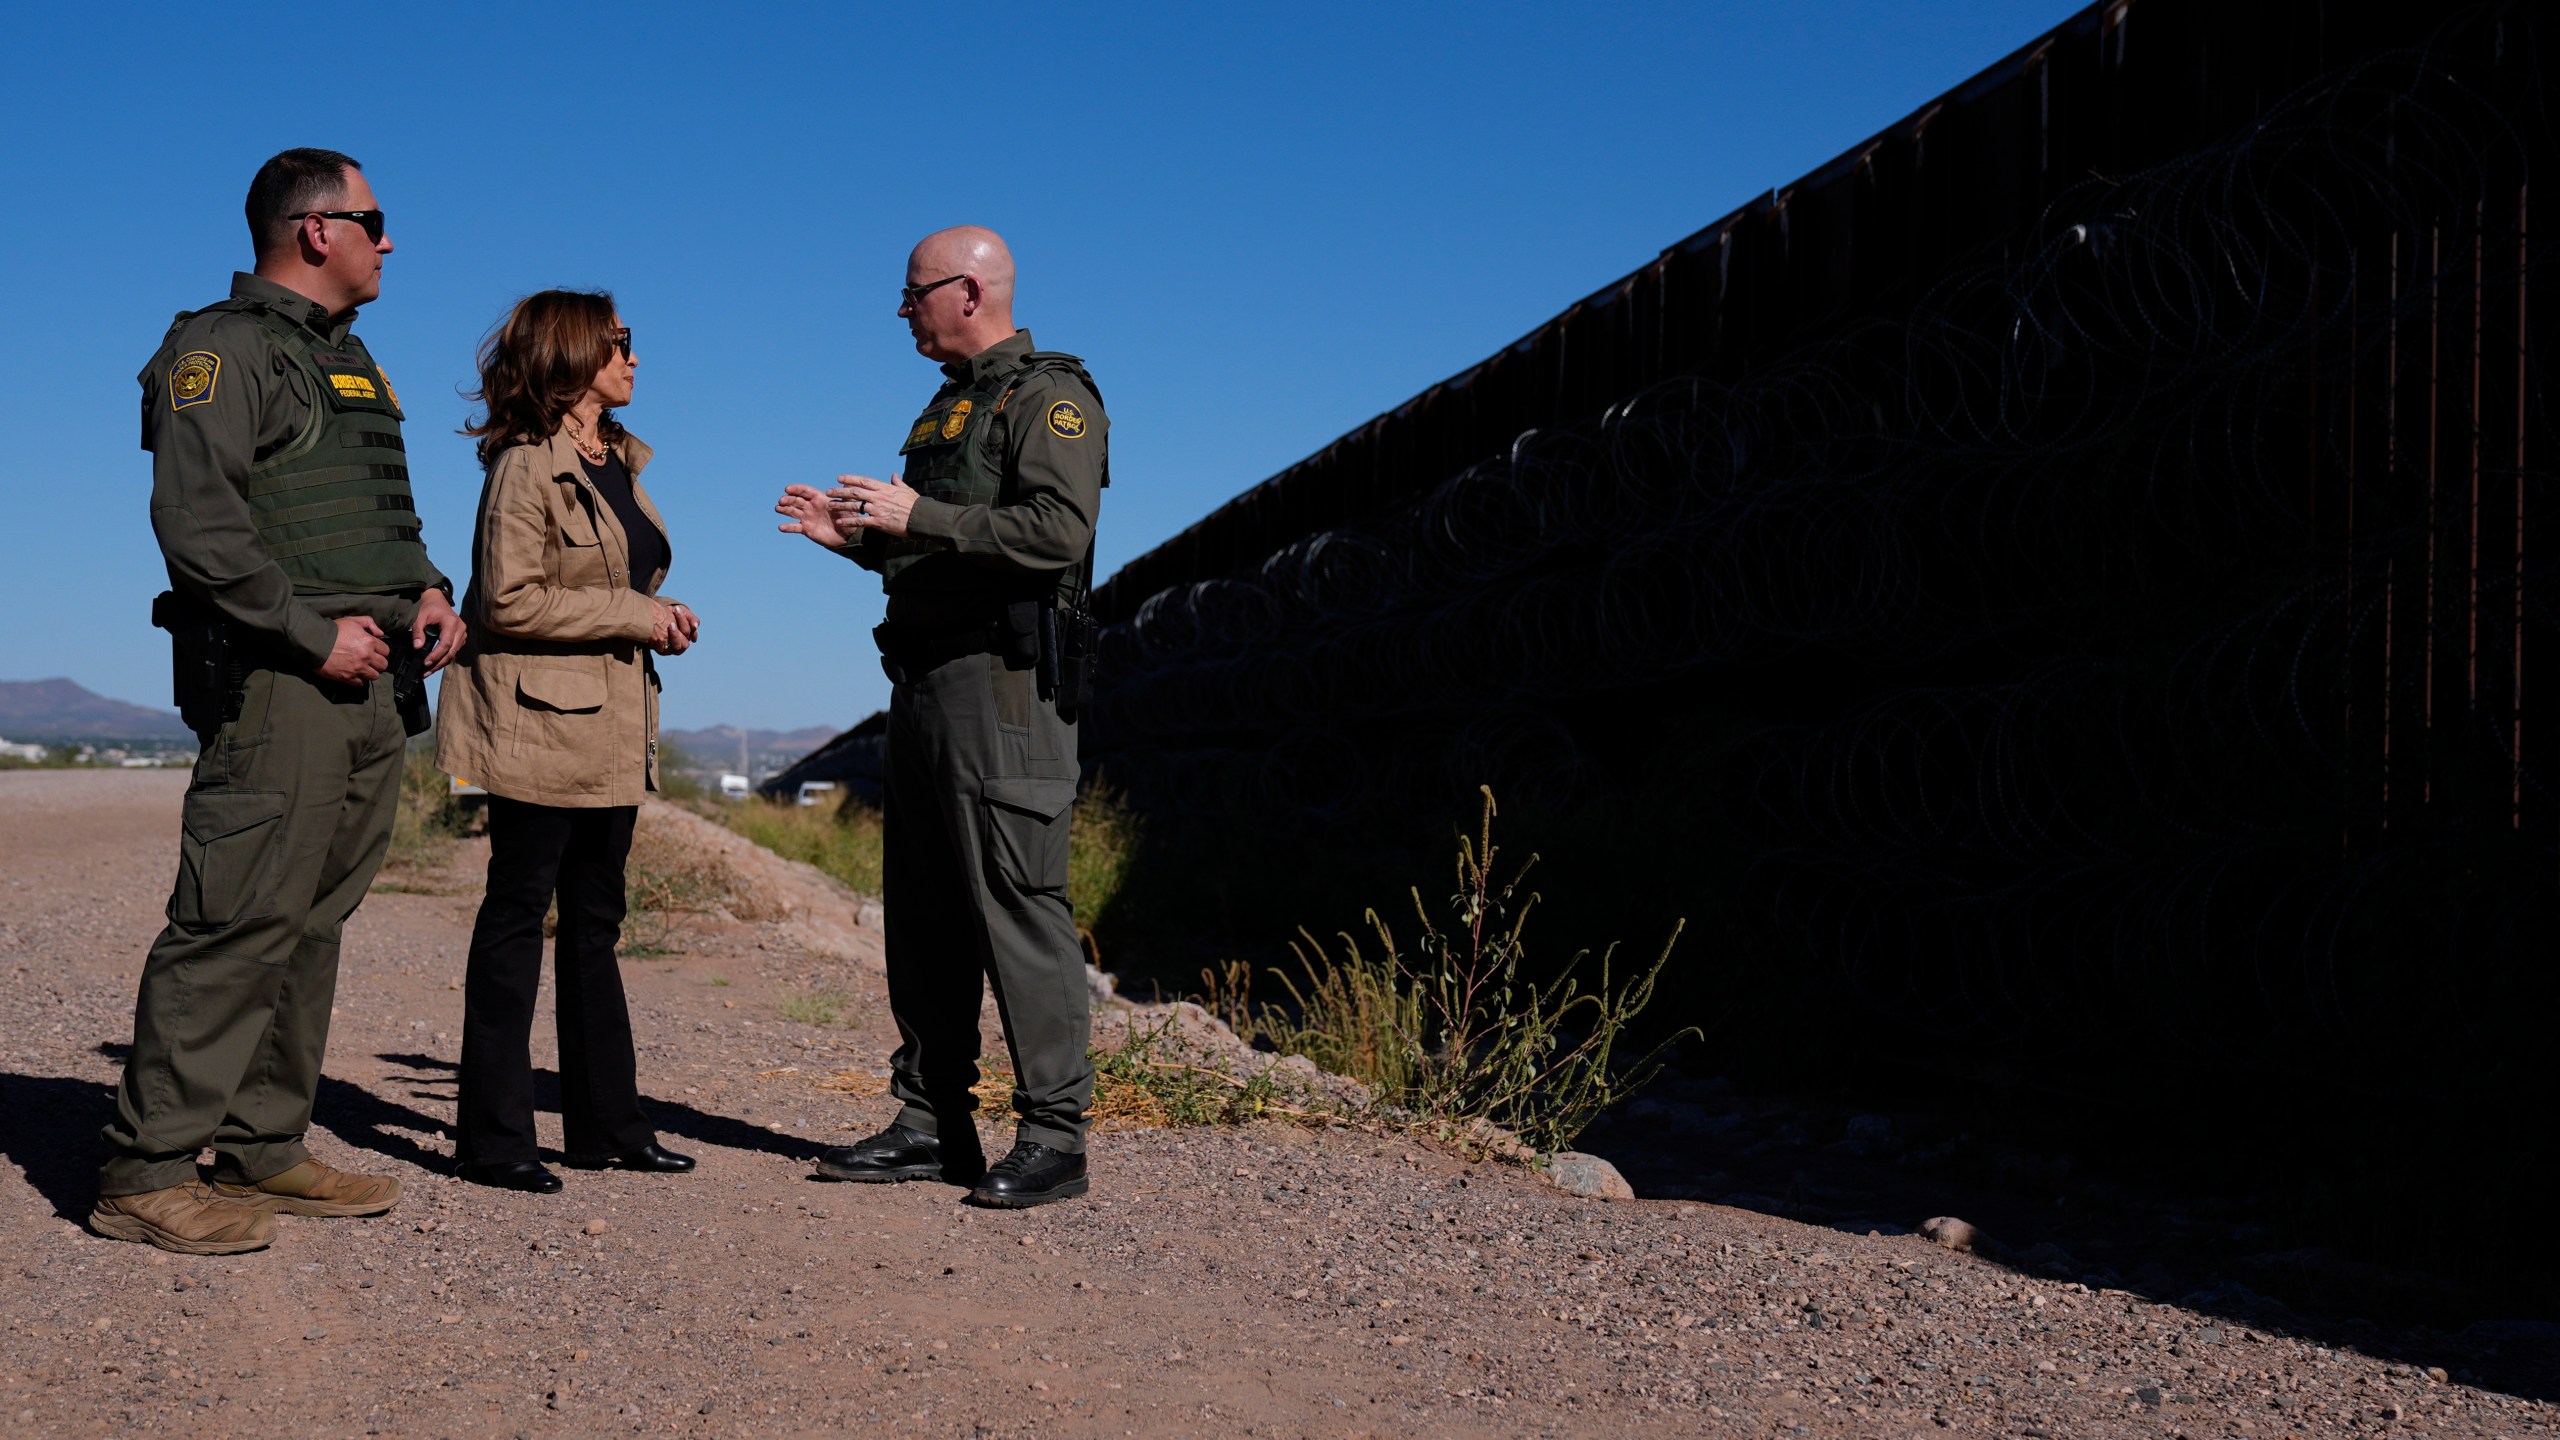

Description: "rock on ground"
1545 1152 1635 1200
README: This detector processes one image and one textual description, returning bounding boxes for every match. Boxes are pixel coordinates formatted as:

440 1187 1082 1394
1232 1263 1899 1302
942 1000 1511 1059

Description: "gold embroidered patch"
377 366 400 410
169 351 220 411
940 399 974 441
1046 399 1086 439
906 416 938 447
329 372 380 400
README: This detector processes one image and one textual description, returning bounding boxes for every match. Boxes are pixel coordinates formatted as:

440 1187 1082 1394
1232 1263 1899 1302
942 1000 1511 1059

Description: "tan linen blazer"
433 429 677 807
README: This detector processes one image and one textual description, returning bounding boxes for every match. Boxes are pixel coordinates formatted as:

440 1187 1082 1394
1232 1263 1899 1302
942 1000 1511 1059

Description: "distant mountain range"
0 677 845 766
660 723 842 775
0 678 190 741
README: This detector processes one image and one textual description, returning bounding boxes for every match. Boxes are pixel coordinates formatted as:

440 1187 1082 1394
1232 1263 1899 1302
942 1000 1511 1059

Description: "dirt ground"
1 769 2550 1439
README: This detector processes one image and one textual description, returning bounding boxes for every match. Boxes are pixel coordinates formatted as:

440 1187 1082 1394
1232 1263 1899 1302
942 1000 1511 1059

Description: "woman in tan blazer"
435 290 700 1193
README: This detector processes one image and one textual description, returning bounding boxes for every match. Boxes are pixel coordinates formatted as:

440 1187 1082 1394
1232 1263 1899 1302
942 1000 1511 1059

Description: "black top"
581 450 665 595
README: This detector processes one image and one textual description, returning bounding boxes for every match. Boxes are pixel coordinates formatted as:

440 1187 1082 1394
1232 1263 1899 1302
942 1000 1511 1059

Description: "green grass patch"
777 984 861 1027
722 798 884 896
715 785 1137 944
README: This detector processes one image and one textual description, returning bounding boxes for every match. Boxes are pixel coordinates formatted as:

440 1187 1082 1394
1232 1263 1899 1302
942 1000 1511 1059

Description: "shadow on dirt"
1575 1073 2560 1404
0 1072 118 1223
373 1052 821 1165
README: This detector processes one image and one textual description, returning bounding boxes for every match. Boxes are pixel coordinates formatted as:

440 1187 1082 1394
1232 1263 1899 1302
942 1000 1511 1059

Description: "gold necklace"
566 416 609 465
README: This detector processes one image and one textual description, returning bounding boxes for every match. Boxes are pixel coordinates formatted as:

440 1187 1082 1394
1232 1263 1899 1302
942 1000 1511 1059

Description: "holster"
389 626 435 737
151 590 248 740
1035 601 1098 718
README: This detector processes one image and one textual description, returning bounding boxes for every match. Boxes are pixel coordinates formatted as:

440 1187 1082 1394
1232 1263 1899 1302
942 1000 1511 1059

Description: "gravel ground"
1 768 2551 1439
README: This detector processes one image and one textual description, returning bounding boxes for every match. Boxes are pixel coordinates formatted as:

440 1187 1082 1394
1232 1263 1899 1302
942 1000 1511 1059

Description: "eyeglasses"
900 274 966 307
290 209 387 244
610 327 633 360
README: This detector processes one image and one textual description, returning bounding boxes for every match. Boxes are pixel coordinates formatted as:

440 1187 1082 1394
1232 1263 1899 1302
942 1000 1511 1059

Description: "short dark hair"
245 148 362 255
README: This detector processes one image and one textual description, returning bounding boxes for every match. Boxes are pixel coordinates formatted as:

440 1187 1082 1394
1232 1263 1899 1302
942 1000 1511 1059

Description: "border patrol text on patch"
170 352 221 411
1046 399 1087 439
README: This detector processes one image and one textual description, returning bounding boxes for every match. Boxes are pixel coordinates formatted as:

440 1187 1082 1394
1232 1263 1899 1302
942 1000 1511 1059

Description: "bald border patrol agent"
776 225 1105 1207
92 148 466 1254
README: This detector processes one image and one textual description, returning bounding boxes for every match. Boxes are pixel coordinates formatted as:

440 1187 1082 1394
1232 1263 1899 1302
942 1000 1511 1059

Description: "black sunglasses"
291 209 387 244
610 327 633 360
900 273 966 306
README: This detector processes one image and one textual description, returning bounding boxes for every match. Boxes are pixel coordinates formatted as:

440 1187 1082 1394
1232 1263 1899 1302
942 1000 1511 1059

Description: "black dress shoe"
457 1159 563 1194
814 1123 972 1183
967 1141 1088 1208
563 1142 696 1173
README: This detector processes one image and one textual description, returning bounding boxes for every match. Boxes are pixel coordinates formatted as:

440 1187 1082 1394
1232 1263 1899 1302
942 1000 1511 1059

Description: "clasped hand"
650 602 701 656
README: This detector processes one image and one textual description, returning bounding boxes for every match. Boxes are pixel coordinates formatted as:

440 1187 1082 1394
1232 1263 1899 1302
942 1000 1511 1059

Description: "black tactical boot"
815 1123 977 1184
967 1141 1088 1208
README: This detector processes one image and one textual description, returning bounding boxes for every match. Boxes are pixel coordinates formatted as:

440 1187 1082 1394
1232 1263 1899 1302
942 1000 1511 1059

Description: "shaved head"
900 225 1021 363
910 226 1015 305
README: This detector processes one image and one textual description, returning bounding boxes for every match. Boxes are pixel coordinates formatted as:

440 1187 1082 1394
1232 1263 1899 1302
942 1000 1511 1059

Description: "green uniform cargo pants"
883 649 1091 1154
100 627 411 1196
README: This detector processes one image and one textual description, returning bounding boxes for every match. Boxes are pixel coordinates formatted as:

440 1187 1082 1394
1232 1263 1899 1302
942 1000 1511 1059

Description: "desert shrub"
386 738 470 873
1069 786 1137 951
1220 787 1696 1157
655 739 706 804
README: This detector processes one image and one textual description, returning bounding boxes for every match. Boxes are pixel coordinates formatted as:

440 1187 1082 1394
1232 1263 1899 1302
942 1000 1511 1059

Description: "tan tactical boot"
89 1183 275 1255
209 1158 402 1218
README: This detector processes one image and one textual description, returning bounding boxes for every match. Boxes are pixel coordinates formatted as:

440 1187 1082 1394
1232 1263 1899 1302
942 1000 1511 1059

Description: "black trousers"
454 798 655 1165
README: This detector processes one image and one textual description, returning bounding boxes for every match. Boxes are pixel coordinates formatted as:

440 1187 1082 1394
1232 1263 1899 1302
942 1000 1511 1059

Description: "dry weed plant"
381 741 470 882
620 823 749 958
1216 787 1695 1158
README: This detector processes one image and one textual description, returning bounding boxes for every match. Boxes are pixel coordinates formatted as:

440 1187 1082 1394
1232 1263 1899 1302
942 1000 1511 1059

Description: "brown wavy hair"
461 289 623 468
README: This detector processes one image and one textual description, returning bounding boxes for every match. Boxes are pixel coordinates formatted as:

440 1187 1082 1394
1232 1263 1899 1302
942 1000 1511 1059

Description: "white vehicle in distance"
718 773 751 800
796 780 839 807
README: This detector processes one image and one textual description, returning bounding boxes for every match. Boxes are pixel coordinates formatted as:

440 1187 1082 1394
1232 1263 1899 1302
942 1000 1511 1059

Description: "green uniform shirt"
140 272 448 670
850 329 1107 600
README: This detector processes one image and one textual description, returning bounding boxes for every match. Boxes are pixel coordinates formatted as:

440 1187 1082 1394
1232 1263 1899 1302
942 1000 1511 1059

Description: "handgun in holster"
151 590 248 739
1036 602 1098 717
1031 546 1101 719
389 625 436 737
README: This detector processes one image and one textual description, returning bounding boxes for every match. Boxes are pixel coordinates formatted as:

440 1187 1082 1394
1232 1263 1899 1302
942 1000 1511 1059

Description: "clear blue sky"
0 2 2080 731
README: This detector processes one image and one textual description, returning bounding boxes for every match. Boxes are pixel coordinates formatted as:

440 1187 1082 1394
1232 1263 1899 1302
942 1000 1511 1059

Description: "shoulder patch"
169 351 221 411
1046 399 1087 440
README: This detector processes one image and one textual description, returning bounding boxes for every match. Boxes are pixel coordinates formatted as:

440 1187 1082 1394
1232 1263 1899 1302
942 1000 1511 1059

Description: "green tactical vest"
152 300 441 595
880 350 1107 600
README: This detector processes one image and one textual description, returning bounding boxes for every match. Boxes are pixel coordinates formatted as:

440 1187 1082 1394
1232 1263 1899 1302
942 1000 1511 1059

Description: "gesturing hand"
776 484 851 548
827 467 917 538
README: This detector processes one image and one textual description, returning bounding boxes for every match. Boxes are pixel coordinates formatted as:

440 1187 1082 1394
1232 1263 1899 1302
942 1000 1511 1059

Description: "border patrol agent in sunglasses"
93 148 466 1253
776 224 1107 1207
